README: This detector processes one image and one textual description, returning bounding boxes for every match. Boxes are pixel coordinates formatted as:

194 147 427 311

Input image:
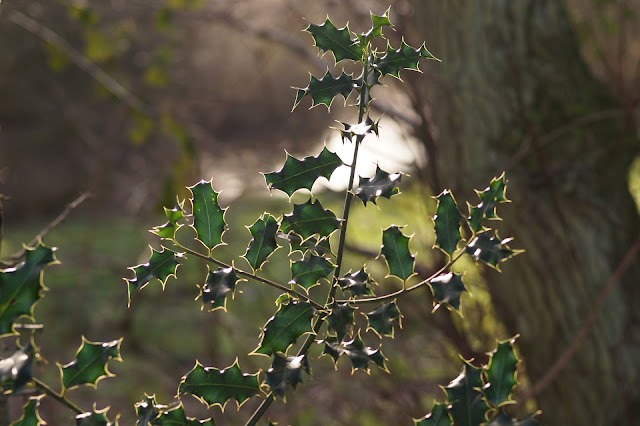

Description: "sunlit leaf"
290 255 335 291
76 406 117 426
373 39 439 79
428 273 466 312
0 346 32 392
188 180 227 252
465 232 520 270
414 402 452 426
60 337 122 391
444 361 490 426
281 199 341 241
254 301 315 356
243 214 280 272
337 268 375 297
366 301 401 338
198 266 239 311
125 247 182 306
433 190 464 256
323 332 387 373
327 302 355 342
305 18 361 63
355 167 402 205
380 226 415 281
265 353 310 399
294 70 357 110
484 337 519 407
12 395 46 426
467 173 510 233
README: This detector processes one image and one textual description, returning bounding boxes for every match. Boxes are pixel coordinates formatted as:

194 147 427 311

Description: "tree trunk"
409 1 640 424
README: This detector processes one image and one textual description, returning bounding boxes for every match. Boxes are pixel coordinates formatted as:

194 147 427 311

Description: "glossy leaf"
60 337 122 390
199 266 239 311
254 301 315 356
150 201 185 240
305 18 361 63
336 117 379 143
465 232 519 270
278 232 333 257
178 360 260 409
444 362 490 426
125 247 181 305
294 70 357 110
484 338 519 407
135 395 160 425
327 302 355 342
0 242 56 336
366 301 401 338
467 173 509 233
369 8 392 37
154 403 214 425
373 39 439 79
243 213 279 272
355 167 402 205
433 190 464 256
281 199 341 241
414 402 452 426
12 395 45 426
337 268 375 297
323 333 387 373
265 353 310 399
290 254 335 291
380 226 415 281
188 180 227 252
76 407 116 426
0 346 32 392
428 273 467 312
264 147 343 197
487 412 540 426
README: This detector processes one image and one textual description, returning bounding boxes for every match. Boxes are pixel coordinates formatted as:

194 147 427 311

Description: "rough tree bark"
409 1 640 425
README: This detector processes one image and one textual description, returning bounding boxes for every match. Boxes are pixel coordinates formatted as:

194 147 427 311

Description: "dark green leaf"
487 412 540 426
355 167 402 205
444 362 490 426
281 199 341 241
465 232 519 270
60 337 122 390
428 273 466 312
433 190 464 256
188 180 227 252
414 402 452 426
0 242 56 336
366 301 401 338
12 395 45 426
150 201 186 240
277 232 332 257
484 337 519 407
264 147 343 197
243 214 280 272
373 40 439 79
337 268 375 297
135 395 160 425
336 117 379 143
76 407 115 426
199 266 239 311
305 18 361 63
323 333 387 373
154 403 214 425
327 302 355 342
125 247 182 306
294 70 357 110
467 173 510 233
179 360 260 409
380 225 415 281
370 8 393 37
254 301 315 356
290 255 335 291
0 346 32 392
265 353 310 399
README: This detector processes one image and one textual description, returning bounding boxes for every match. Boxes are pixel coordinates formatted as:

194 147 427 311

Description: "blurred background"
1 0 639 424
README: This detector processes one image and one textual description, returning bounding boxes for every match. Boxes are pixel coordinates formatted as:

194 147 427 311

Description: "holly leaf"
428 273 467 312
414 402 452 426
366 301 401 338
265 353 310 399
373 39 439 79
467 173 510 233
355 167 402 205
243 214 280 272
188 180 227 252
380 225 415 281
327 302 355 342
12 395 45 426
369 8 393 37
179 360 260 410
0 242 56 337
154 403 214 425
487 412 540 426
278 232 333 257
0 346 32 392
290 254 335 291
76 407 116 426
281 199 341 241
294 70 357 110
433 190 464 256
305 18 361 63
444 361 490 426
323 332 387 373
337 268 375 297
253 301 315 356
335 117 379 143
60 337 122 391
264 147 343 197
465 232 519 270
483 337 519 407
198 266 239 311
150 201 186 240
125 247 182 306
135 395 160 425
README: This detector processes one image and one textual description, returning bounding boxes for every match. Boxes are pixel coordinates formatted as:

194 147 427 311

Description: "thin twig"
33 378 84 415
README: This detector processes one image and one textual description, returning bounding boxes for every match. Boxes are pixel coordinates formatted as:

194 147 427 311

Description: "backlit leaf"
125 247 182 306
290 255 335 291
327 302 355 342
154 402 214 425
444 362 490 426
305 18 361 63
199 266 239 311
380 226 415 281
277 232 333 257
428 273 466 312
414 402 452 426
0 242 56 336
484 337 519 407
243 214 280 272
12 395 45 426
337 268 375 297
487 412 540 426
60 337 122 391
323 333 387 373
0 346 32 392
178 360 260 410
465 232 519 270
373 39 439 79
264 147 343 197
433 190 464 256
366 301 401 338
467 173 510 233
188 180 227 252
294 70 357 110
265 353 310 399
281 199 341 241
76 407 116 426
355 167 402 205
150 201 186 240
254 301 315 356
